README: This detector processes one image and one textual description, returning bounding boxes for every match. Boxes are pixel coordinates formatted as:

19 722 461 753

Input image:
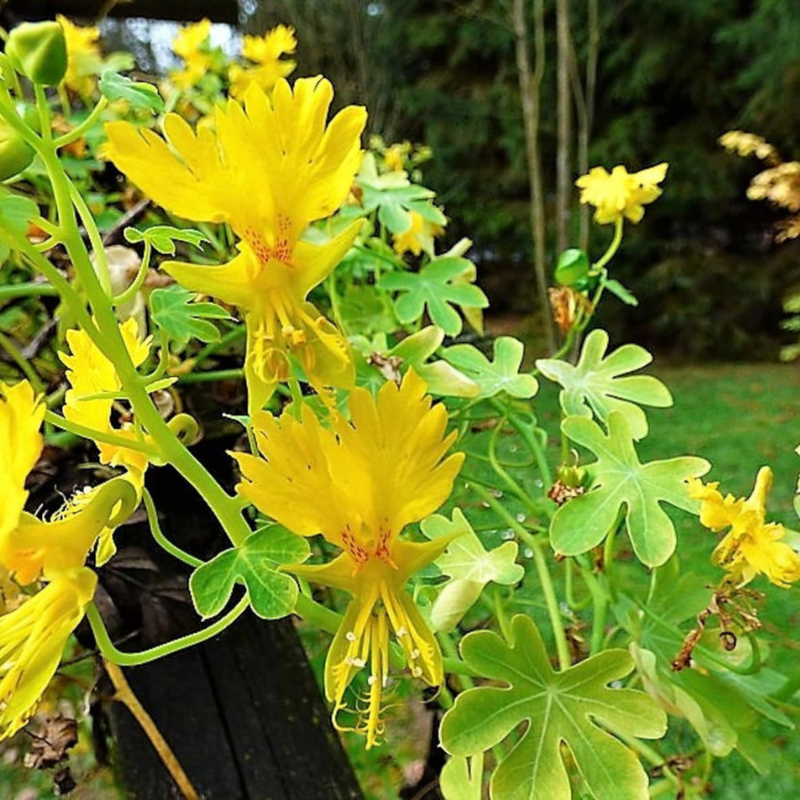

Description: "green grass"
535 363 800 798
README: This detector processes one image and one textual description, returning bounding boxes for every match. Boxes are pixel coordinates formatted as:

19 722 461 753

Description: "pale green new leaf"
536 329 671 439
124 225 209 255
379 257 488 336
189 525 310 620
443 336 538 399
0 192 38 237
150 284 232 344
440 756 483 800
440 615 667 800
552 412 710 567
422 509 524 631
99 71 164 112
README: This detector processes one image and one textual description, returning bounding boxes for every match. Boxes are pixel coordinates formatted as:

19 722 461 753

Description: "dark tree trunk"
109 614 361 799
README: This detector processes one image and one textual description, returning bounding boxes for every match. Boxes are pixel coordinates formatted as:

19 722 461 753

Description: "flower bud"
0 121 34 180
6 21 68 86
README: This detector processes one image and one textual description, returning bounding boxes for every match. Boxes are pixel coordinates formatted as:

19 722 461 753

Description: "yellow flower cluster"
234 371 464 747
719 130 778 163
56 14 101 96
576 163 668 225
105 76 367 414
229 24 297 98
689 467 800 588
0 380 139 738
170 18 213 91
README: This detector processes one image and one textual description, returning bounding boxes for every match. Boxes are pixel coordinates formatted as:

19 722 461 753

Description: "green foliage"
149 285 231 344
124 225 209 255
342 153 446 234
440 756 483 800
555 248 590 286
422 508 524 632
443 336 538 399
552 412 710 566
99 71 164 112
536 329 671 439
378 255 488 336
189 525 310 620
440 615 667 800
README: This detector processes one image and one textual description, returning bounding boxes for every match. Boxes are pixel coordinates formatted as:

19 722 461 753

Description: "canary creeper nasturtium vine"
1 16 799 800
441 615 668 800
552 412 711 566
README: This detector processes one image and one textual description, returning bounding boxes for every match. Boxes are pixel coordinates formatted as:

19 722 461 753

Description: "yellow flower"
689 467 800 588
393 210 445 257
229 24 297 99
172 19 212 60
0 567 96 739
105 77 367 413
170 19 213 91
719 131 778 163
56 14 101 96
384 143 406 172
0 381 137 584
233 371 464 747
62 319 152 480
576 163 668 225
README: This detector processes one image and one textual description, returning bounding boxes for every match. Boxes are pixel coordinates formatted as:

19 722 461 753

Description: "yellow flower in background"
384 143 406 172
576 163 668 225
56 14 101 96
170 18 213 91
62 319 152 482
105 77 367 413
689 467 800 588
392 210 446 257
719 131 778 163
0 380 137 584
172 18 212 60
0 567 96 739
234 371 464 748
229 24 297 99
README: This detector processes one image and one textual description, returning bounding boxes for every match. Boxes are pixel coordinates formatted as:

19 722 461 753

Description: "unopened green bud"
555 248 590 287
556 463 587 489
6 21 68 86
0 121 34 180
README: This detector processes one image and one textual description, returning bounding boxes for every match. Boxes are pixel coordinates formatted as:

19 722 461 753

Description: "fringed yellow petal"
698 466 800 588
62 321 152 475
576 163 668 225
0 381 44 542
2 476 138 584
0 568 96 740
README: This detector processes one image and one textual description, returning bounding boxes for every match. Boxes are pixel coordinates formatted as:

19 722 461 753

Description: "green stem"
0 281 60 300
67 180 112 296
113 239 151 307
0 330 45 392
178 368 244 385
531 541 571 670
505 409 553 488
592 216 623 272
45 410 159 456
54 97 108 149
469 482 570 670
87 598 249 666
143 489 203 569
